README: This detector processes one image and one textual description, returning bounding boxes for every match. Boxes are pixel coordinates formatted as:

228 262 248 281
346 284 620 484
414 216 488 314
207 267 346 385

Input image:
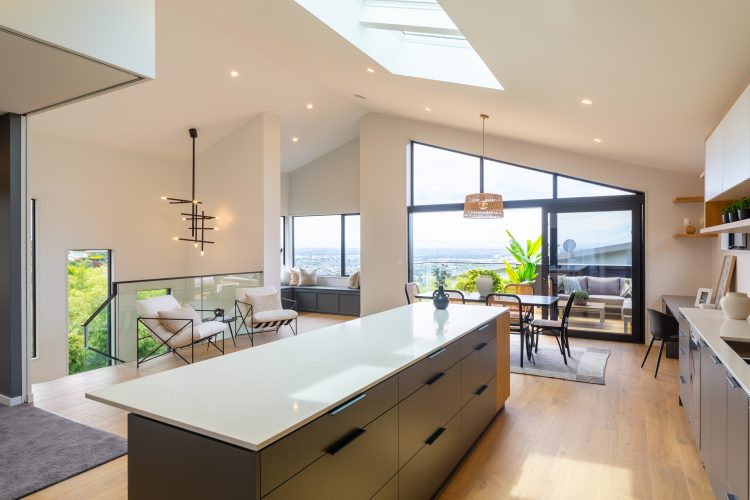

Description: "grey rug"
0 404 127 499
510 337 611 384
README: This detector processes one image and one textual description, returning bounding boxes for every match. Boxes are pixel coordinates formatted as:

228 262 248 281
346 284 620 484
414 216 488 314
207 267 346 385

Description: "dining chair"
486 293 533 367
529 291 576 365
405 282 420 304
435 289 466 304
641 308 679 377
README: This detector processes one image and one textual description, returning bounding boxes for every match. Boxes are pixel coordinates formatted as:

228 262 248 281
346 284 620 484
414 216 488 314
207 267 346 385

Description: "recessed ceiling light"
581 99 593 105
593 138 603 143
292 137 299 143
354 94 367 100
306 103 314 110
425 107 432 112
230 70 239 77
366 68 375 73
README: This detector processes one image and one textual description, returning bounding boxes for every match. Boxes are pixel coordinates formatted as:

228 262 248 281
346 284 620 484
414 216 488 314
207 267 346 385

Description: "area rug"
510 337 611 384
0 404 127 499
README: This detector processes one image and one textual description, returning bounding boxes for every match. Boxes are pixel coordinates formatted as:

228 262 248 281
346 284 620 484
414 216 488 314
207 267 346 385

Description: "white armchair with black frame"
234 287 298 346
135 295 228 366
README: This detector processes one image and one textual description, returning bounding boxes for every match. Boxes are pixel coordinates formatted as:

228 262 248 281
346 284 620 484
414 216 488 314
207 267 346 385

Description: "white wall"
359 113 713 317
0 0 155 78
29 133 189 382
289 138 359 215
281 173 290 216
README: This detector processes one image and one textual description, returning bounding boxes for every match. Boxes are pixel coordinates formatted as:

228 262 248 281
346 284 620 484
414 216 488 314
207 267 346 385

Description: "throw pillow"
280 266 291 286
561 276 582 295
620 278 633 298
289 267 300 286
158 305 202 333
556 275 567 294
245 292 282 314
587 277 620 296
348 271 360 289
299 268 318 286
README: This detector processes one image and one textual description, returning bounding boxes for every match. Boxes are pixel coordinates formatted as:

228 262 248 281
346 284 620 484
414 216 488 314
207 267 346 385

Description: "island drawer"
461 336 497 406
399 363 461 467
460 376 498 456
371 474 398 500
399 339 462 400
460 320 496 357
260 375 397 496
264 406 398 500
399 412 462 500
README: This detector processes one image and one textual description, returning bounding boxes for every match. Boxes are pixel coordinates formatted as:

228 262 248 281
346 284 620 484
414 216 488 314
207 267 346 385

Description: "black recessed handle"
329 393 367 416
711 355 722 365
424 427 446 446
475 384 489 396
426 372 445 386
475 342 488 351
679 375 686 384
428 348 447 359
324 428 366 455
477 323 490 332
726 375 741 389
679 347 686 356
727 493 737 500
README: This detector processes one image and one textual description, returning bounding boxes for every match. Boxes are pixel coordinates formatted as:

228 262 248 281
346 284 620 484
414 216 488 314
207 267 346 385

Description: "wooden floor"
28 314 712 500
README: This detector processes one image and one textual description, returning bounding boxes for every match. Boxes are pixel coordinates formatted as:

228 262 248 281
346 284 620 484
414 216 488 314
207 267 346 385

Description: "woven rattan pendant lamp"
463 114 504 219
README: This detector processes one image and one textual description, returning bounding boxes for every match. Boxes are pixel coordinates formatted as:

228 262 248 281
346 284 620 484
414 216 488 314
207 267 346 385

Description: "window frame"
292 213 360 277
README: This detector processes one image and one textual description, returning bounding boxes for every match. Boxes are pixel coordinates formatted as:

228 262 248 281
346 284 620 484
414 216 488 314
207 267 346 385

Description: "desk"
662 294 694 359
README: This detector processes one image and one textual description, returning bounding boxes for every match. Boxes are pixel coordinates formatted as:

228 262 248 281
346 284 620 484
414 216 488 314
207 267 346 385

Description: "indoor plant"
573 290 589 306
737 197 750 221
725 201 740 222
503 230 542 285
456 268 506 296
431 264 451 309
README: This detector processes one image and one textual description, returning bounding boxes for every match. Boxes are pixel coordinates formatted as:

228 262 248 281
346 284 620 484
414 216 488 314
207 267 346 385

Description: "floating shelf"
701 218 750 234
673 196 705 204
673 233 717 239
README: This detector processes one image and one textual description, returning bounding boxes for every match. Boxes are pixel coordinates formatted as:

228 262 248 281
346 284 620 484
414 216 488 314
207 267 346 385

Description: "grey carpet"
0 404 127 500
510 337 611 384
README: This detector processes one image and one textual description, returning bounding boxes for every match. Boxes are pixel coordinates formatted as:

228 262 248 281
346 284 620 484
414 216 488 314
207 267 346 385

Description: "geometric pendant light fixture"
463 114 505 219
161 128 218 256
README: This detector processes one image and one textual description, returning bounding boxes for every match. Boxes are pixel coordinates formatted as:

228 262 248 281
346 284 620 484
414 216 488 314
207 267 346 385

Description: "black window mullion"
341 215 346 277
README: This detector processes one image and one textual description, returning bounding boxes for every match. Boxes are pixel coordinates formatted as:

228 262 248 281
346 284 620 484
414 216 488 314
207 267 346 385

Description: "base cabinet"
726 374 749 500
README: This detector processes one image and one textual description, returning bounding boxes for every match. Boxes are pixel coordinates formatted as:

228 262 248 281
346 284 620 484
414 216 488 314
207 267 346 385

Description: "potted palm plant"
573 290 589 306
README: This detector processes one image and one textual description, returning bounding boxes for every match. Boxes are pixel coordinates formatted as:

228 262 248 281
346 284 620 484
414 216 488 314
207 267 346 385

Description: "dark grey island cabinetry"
87 304 511 500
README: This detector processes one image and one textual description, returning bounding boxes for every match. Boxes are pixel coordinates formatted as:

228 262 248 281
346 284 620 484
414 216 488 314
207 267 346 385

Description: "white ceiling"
30 0 750 174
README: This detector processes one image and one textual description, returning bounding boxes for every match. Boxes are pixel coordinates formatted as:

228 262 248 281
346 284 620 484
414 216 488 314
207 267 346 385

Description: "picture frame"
714 255 736 308
694 288 714 307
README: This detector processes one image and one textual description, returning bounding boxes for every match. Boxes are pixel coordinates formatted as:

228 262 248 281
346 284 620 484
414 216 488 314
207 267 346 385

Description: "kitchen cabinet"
726 373 749 500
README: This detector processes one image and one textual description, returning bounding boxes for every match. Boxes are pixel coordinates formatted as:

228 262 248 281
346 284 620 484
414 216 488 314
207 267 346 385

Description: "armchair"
234 287 298 346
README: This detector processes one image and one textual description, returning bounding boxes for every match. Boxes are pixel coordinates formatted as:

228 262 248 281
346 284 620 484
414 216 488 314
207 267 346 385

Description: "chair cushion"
235 287 277 317
298 268 318 286
135 295 182 345
587 294 625 307
158 305 202 333
587 277 620 296
252 309 298 325
167 320 227 349
531 318 562 329
289 268 300 286
246 292 282 314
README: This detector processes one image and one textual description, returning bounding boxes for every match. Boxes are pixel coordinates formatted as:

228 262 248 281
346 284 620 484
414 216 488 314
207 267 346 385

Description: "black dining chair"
529 291 575 365
435 289 466 304
641 308 679 377
486 293 533 367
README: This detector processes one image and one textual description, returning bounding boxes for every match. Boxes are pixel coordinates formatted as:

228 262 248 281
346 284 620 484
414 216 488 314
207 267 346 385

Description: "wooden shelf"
673 196 704 204
673 233 717 239
701 218 750 234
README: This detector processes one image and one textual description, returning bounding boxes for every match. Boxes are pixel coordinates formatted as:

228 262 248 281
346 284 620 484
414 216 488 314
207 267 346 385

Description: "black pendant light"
161 128 218 255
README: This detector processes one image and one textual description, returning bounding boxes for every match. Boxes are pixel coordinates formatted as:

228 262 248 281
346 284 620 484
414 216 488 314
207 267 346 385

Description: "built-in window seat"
281 285 360 316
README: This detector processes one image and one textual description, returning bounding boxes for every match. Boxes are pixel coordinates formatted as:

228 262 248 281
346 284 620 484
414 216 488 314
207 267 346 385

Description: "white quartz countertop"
86 303 507 451
680 307 750 394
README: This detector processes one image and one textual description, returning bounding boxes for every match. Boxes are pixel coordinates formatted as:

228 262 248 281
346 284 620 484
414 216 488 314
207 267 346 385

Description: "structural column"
0 113 25 405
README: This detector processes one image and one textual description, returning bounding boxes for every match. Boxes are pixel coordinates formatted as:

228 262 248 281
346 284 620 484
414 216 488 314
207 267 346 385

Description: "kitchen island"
87 303 511 499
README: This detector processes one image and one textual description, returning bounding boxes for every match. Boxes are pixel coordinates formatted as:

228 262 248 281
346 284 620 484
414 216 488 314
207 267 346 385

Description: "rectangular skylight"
295 0 502 90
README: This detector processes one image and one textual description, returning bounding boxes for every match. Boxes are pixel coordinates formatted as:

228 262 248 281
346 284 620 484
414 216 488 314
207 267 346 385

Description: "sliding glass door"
543 201 643 342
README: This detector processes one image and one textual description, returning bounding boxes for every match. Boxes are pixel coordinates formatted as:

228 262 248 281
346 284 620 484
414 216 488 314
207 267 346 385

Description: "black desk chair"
641 308 679 377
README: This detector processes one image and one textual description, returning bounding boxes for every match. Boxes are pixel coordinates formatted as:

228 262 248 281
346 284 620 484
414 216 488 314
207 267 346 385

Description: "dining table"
415 291 560 319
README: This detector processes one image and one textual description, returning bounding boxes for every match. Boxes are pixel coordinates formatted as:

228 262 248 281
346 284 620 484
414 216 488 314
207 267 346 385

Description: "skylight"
295 0 502 90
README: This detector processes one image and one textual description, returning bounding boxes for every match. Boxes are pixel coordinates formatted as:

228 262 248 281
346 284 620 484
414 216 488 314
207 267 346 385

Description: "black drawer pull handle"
475 342 488 351
428 348 447 359
426 372 445 386
325 428 366 455
727 494 737 500
477 323 490 332
711 355 722 365
679 375 686 384
424 427 446 446
475 384 489 396
679 347 686 356
726 375 741 389
329 393 367 416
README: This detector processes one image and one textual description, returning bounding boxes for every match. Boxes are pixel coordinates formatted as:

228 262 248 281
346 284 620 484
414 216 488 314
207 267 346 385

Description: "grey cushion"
587 294 625 307
587 277 620 296
577 276 588 291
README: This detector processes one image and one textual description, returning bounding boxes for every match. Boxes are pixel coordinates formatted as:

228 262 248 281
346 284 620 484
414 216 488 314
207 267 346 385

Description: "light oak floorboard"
28 319 712 500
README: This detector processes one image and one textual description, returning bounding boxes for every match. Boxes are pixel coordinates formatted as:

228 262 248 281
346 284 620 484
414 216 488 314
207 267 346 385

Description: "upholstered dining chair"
529 291 576 365
405 282 420 304
486 293 533 367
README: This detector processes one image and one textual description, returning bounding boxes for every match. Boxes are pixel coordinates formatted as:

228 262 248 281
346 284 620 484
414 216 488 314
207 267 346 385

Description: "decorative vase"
433 285 450 310
723 213 731 224
685 225 696 234
574 297 587 306
476 275 494 297
739 209 750 221
720 292 750 319
729 211 739 222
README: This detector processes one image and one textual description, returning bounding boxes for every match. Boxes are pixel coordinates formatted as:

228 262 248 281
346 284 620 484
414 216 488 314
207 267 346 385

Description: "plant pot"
729 211 739 222
476 275 494 297
720 292 750 319
573 299 587 306
433 285 449 310
723 212 731 224
739 209 750 220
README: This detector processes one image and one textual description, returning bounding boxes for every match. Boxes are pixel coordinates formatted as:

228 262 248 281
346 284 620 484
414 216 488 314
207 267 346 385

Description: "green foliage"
137 288 169 359
431 264 451 288
503 230 542 284
455 269 507 293
738 197 750 210
574 290 589 301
